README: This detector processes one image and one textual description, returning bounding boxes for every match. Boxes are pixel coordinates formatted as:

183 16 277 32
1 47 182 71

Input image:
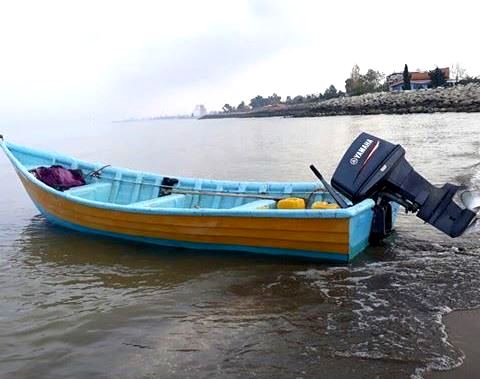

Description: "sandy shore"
426 309 480 378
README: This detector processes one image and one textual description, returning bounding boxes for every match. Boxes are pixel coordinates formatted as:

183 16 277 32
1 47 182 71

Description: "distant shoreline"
113 116 195 123
202 83 480 119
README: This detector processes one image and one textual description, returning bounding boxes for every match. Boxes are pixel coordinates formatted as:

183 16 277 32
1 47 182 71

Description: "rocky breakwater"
202 83 480 119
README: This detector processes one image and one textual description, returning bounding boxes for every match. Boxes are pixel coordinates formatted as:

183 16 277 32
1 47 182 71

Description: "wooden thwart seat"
65 182 112 198
230 199 277 210
127 194 186 208
65 182 113 202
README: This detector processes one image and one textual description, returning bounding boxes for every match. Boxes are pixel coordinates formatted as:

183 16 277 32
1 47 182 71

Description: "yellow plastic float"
277 197 306 209
311 201 340 210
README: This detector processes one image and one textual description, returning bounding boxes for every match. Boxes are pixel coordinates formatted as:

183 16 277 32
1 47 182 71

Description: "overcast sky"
0 0 479 121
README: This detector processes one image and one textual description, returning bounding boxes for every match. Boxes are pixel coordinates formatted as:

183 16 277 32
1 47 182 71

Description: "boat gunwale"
1 140 375 219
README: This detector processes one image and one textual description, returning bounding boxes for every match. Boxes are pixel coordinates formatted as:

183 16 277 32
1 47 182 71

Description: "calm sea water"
1 114 480 378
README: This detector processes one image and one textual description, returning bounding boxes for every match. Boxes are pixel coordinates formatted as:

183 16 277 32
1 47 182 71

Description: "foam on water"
294 228 480 377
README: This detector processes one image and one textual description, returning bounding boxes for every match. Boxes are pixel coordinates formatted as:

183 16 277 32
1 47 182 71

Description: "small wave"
294 235 480 377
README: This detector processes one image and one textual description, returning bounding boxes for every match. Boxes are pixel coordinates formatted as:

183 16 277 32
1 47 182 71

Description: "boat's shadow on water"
11 214 480 378
15 214 319 289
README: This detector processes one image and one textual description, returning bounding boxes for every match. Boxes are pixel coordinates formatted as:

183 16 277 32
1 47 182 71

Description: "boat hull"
1 139 384 262
17 172 372 262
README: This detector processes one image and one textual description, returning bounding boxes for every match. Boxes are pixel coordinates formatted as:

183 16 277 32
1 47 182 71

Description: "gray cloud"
106 10 299 116
1 0 479 122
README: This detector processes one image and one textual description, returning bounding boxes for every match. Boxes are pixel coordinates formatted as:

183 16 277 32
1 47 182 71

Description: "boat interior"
8 143 340 211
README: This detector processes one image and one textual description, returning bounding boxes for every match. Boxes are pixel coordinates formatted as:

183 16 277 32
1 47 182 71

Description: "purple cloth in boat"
30 165 85 191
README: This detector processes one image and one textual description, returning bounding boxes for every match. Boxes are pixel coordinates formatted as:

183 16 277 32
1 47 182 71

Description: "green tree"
249 95 267 108
402 64 411 90
345 65 362 95
250 93 282 108
363 69 384 92
345 65 385 96
267 93 281 104
222 104 234 113
323 84 338 99
429 67 446 88
292 95 305 104
451 63 467 81
345 65 361 95
237 101 249 112
351 64 361 81
379 81 390 92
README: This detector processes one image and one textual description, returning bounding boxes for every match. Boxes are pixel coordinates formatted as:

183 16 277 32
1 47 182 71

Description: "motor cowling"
331 132 476 238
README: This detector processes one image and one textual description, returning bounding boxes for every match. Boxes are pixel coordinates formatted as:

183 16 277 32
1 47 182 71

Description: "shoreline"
426 309 480 378
202 83 480 119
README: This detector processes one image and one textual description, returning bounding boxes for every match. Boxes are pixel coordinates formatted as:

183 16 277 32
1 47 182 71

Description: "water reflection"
16 215 301 291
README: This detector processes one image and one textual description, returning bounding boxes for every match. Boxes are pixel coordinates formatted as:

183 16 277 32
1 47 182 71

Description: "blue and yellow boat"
1 136 398 262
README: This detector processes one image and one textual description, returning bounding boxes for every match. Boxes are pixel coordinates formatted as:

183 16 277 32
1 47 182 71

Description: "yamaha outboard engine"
331 132 476 239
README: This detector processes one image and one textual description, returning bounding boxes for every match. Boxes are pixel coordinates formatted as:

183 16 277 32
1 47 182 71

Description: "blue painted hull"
1 139 400 262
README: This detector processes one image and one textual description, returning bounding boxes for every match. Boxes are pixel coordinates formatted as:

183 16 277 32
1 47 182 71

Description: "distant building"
192 104 207 118
387 67 456 91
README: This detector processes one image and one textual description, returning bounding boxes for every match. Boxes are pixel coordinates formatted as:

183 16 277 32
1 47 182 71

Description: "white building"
192 104 207 118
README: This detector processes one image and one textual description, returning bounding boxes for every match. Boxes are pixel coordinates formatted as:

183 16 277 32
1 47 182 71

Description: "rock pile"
202 83 480 119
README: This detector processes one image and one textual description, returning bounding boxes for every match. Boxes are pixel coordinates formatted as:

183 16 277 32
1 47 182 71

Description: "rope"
85 165 111 178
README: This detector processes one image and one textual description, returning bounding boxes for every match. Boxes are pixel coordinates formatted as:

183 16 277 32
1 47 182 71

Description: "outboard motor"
331 132 477 239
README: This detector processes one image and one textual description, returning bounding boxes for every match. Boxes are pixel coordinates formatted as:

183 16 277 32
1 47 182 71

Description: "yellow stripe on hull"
19 174 351 254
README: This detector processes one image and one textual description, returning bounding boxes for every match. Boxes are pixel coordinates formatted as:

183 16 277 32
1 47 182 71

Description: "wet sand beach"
428 309 480 378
